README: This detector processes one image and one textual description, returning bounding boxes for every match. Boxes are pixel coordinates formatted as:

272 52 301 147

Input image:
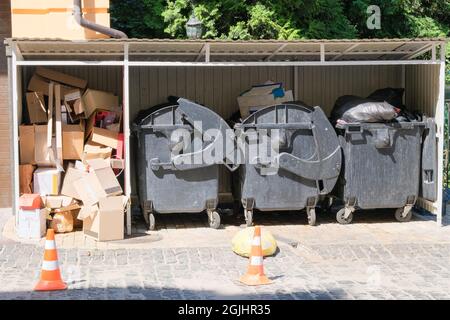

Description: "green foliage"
111 0 449 80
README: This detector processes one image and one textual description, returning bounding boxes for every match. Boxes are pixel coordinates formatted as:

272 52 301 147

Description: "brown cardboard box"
26 92 47 124
19 164 36 194
82 89 119 119
87 127 119 149
34 125 56 166
28 74 73 97
19 125 35 164
60 167 88 200
62 124 84 160
73 173 107 206
35 67 87 89
86 159 123 197
237 90 294 118
82 143 112 163
82 196 126 242
64 89 86 121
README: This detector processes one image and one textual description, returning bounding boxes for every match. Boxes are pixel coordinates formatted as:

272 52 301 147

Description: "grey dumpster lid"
5 37 448 62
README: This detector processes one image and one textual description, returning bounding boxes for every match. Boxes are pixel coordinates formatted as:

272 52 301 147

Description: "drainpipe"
73 0 128 39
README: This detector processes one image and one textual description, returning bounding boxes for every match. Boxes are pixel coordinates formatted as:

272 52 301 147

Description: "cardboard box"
19 164 36 194
26 92 47 124
43 195 74 209
86 159 123 197
34 125 56 166
35 67 87 89
60 167 88 200
28 74 73 97
19 125 35 164
82 143 112 163
17 209 48 239
17 194 46 239
73 173 107 206
82 89 119 119
110 159 125 170
238 90 294 118
62 124 84 160
87 127 119 149
82 196 126 242
33 168 61 196
64 89 86 120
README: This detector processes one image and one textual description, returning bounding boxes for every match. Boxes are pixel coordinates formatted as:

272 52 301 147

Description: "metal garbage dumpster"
234 102 342 226
334 119 436 224
133 98 236 230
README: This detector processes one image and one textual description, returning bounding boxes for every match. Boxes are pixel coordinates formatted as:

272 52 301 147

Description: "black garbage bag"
331 95 398 124
133 96 179 125
367 87 405 108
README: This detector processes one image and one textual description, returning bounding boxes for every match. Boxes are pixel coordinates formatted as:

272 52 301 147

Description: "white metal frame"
8 39 448 231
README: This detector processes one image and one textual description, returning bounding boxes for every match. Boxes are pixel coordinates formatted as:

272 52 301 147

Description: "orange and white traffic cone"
239 226 272 286
34 229 67 291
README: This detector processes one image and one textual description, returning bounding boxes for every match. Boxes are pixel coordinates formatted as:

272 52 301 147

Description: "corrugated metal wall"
405 64 440 116
295 65 403 114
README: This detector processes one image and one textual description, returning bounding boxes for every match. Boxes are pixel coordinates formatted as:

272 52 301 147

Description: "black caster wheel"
336 208 353 225
395 208 412 222
208 211 221 229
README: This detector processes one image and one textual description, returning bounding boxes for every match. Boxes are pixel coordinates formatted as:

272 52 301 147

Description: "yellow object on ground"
232 227 277 257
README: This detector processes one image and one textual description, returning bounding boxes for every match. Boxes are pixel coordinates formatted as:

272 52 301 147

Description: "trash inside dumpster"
133 98 236 230
233 101 342 226
332 88 438 224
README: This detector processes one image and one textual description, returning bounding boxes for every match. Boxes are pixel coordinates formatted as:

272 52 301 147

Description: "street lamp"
185 12 203 39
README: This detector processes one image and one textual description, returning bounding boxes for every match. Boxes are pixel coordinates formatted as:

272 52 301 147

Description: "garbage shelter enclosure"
6 38 448 234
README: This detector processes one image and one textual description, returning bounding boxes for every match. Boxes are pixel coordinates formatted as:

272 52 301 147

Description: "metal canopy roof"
6 37 447 64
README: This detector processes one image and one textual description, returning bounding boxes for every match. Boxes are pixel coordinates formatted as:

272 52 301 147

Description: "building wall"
0 1 12 208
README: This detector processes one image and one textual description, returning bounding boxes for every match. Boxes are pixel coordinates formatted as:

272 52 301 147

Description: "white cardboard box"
33 168 62 196
16 209 48 239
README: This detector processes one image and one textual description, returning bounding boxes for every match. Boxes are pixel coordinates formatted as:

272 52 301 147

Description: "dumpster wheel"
208 210 221 229
394 207 412 222
244 209 253 227
307 208 316 226
147 213 156 231
336 208 353 225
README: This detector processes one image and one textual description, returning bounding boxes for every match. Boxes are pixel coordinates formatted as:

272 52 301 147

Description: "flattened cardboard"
34 125 56 166
82 89 119 119
26 92 47 124
62 124 84 160
19 164 36 194
86 159 123 196
82 196 125 242
19 125 35 164
36 67 87 89
238 90 294 118
60 167 88 200
28 74 73 97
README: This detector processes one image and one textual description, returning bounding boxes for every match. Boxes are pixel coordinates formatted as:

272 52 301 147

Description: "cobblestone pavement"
1 208 450 299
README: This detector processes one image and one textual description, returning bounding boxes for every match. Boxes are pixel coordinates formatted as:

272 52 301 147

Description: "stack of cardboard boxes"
18 67 126 241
